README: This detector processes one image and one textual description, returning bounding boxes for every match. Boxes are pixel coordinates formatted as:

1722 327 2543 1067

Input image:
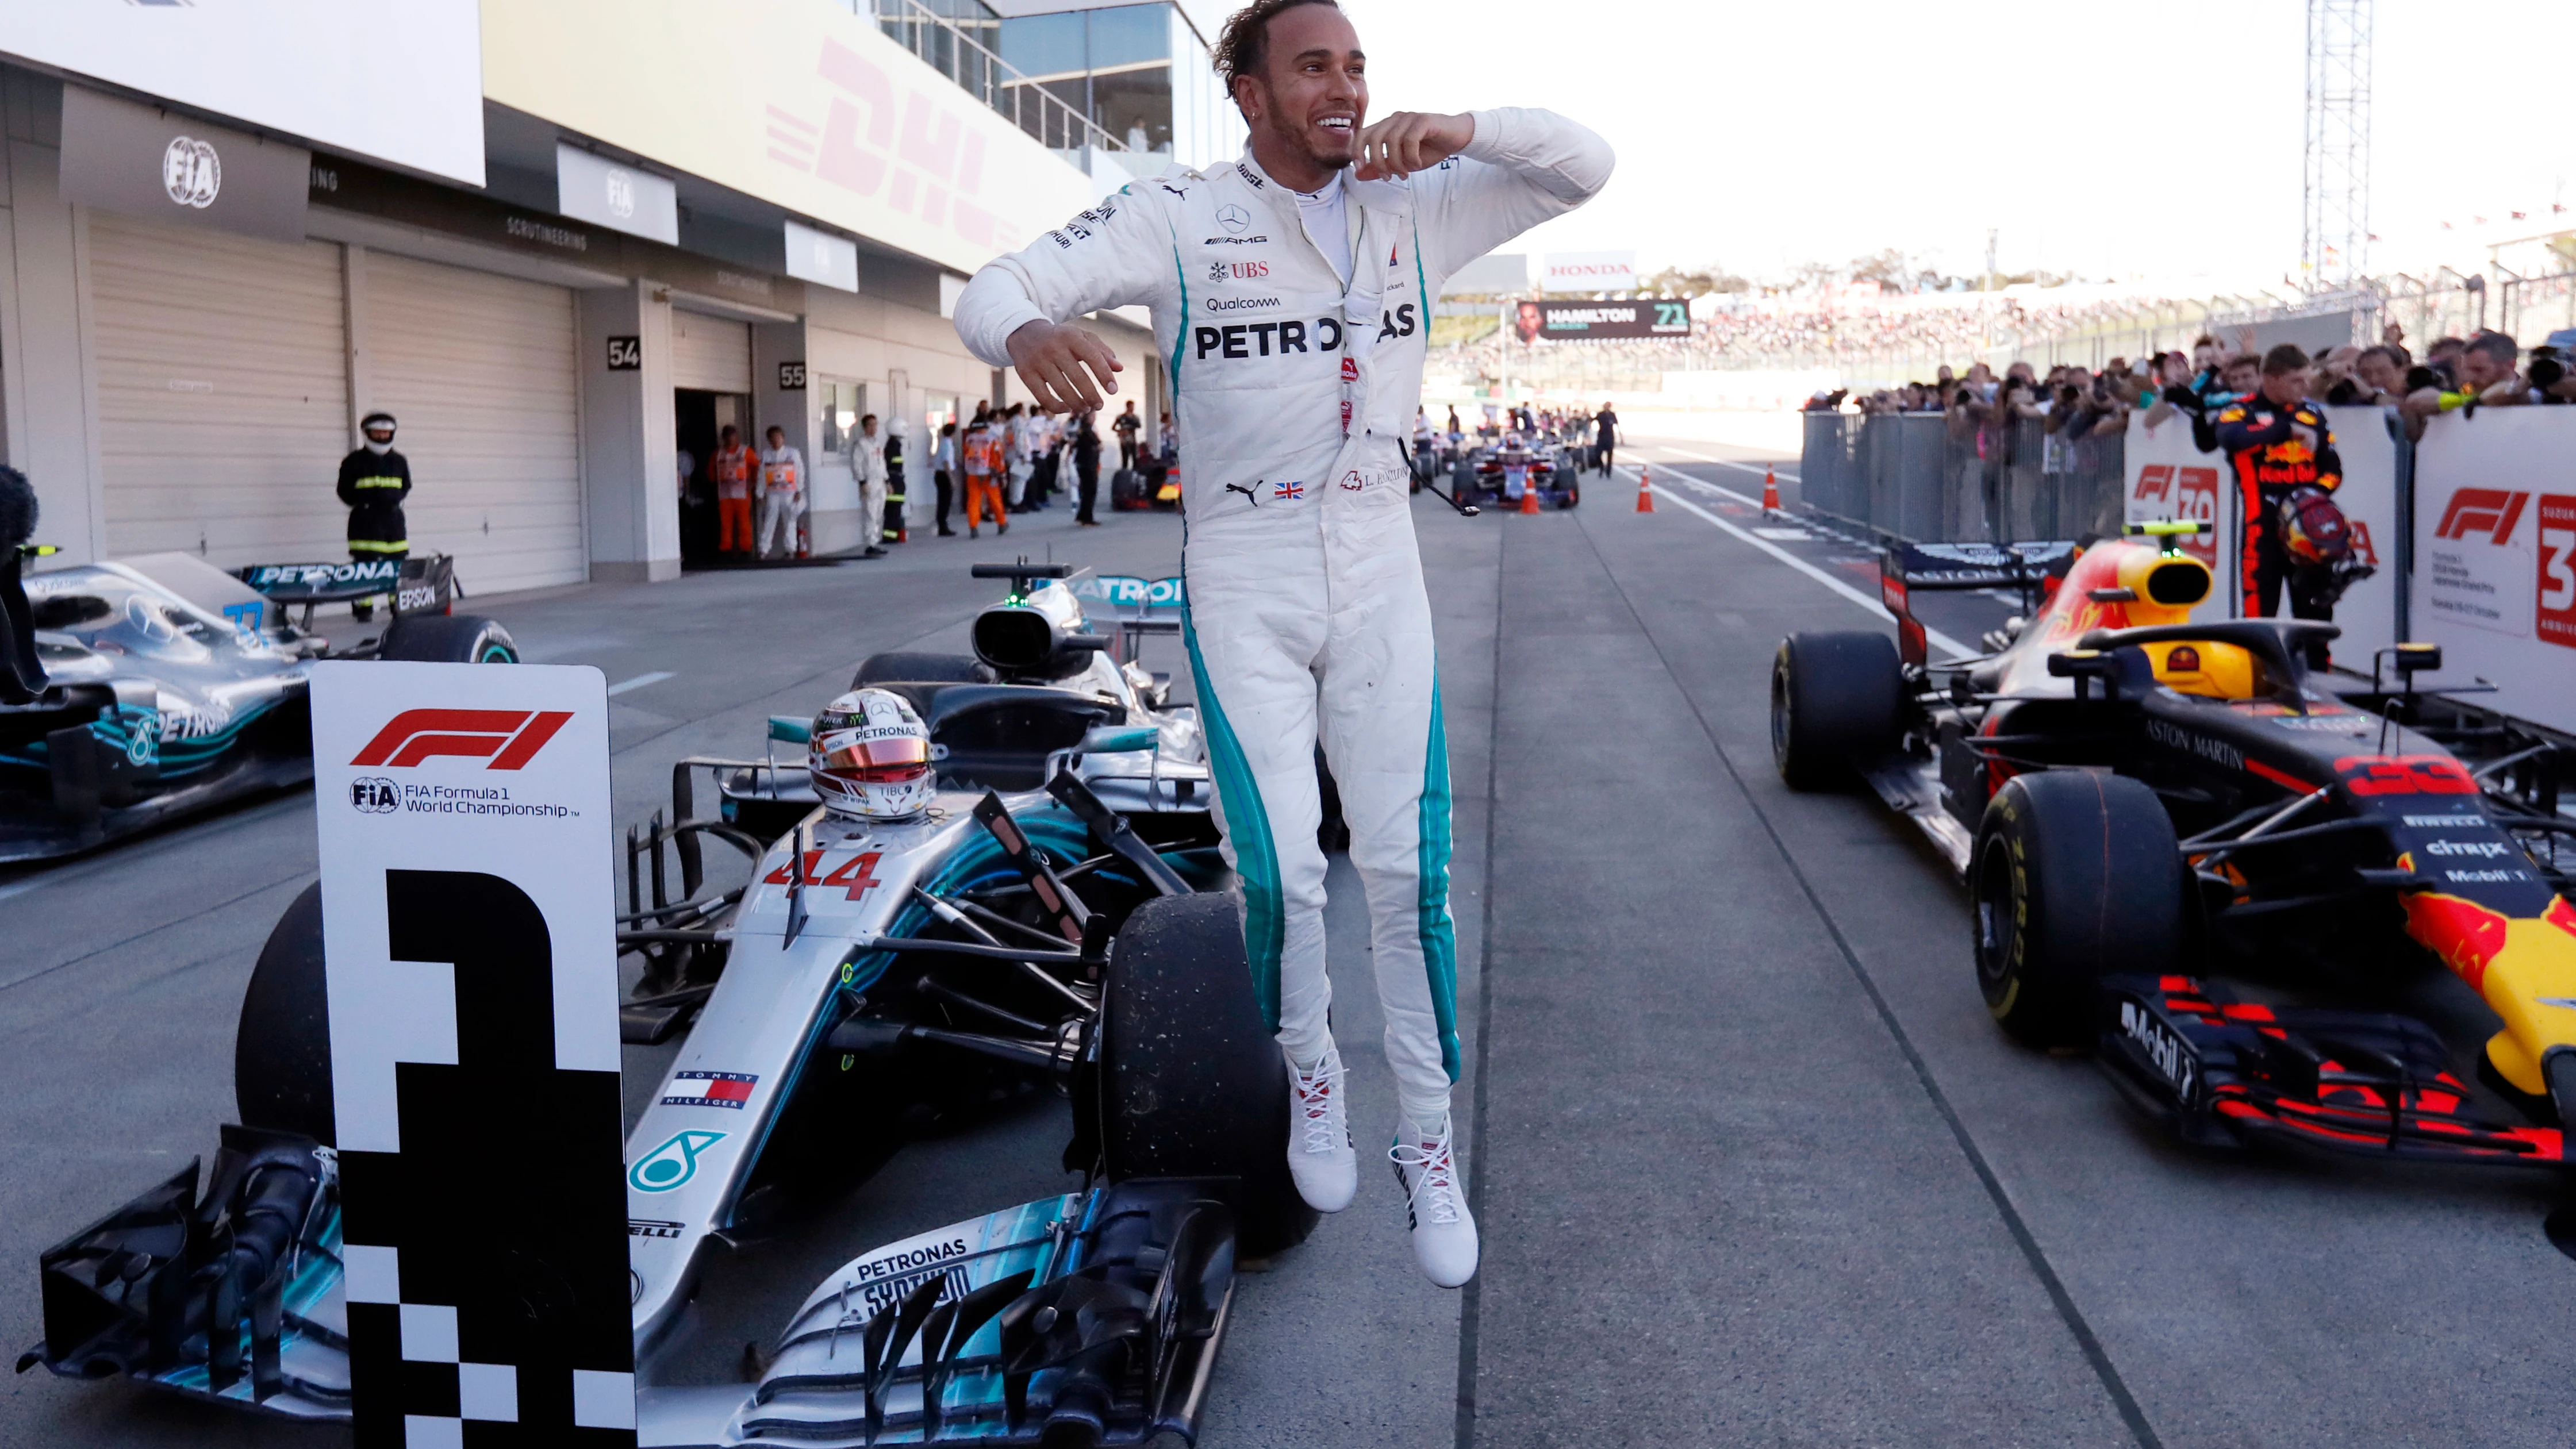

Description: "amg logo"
2119 1000 2197 1101
2433 488 2530 544
2144 718 2243 770
2421 839 2511 858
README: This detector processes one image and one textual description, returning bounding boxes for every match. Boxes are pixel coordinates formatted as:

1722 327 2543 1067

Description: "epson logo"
1194 317 1345 360
2421 839 2511 858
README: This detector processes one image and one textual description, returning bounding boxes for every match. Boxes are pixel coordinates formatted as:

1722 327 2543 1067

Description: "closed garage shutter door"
367 252 584 596
671 310 751 392
90 213 350 564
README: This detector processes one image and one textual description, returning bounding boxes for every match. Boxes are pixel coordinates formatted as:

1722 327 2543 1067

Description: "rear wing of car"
237 554 455 612
1879 541 2076 667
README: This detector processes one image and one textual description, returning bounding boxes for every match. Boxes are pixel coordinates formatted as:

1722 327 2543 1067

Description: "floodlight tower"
2302 0 2372 290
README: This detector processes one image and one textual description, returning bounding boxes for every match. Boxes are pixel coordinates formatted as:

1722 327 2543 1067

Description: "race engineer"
2215 343 2343 664
335 410 410 620
952 0 1610 1287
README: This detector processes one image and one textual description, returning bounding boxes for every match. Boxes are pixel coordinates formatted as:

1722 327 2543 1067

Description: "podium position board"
309 662 633 1446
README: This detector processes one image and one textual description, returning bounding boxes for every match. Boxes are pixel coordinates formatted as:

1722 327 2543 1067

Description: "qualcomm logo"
162 136 221 209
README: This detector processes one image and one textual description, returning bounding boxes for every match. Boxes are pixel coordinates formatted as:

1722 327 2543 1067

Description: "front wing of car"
2098 975 2570 1168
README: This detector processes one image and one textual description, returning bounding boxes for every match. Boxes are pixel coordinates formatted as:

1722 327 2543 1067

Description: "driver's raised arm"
1415 107 1615 279
953 186 1175 409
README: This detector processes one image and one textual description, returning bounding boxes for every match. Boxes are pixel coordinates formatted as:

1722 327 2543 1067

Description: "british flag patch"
1274 481 1304 501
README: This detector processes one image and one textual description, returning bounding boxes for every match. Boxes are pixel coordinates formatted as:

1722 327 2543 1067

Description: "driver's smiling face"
1245 5 1367 178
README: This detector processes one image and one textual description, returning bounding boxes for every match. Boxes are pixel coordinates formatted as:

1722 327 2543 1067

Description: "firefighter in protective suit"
336 410 412 620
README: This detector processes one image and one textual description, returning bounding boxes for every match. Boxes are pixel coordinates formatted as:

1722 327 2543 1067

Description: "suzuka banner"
309 661 635 1446
2409 409 2576 734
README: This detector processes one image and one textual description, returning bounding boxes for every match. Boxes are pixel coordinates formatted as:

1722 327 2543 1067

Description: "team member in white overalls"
756 425 806 559
953 0 1609 1286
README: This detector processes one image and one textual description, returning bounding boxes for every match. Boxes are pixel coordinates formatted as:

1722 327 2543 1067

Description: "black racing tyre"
1099 891 1316 1259
1771 631 1903 790
236 882 336 1146
378 612 519 663
1971 771 2183 1049
851 651 993 688
1556 483 1580 510
2548 1051 2576 1144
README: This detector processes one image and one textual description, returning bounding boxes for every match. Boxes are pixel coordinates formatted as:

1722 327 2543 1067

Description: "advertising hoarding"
483 0 1100 279
1507 297 1689 343
2409 409 2576 733
1541 250 1637 292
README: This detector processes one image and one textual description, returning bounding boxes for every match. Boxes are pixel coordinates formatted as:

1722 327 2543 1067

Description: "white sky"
1338 0 2576 289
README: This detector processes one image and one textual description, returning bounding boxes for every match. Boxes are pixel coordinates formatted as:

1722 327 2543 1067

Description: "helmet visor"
817 730 931 782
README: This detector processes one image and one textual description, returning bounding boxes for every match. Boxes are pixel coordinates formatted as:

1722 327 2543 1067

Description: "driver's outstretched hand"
1354 111 1475 182
1007 320 1123 414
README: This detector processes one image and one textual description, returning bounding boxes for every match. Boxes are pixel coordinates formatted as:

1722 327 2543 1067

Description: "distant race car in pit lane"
1452 435 1579 510
0 551 516 863
1768 520 2576 1169
20 563 1308 1448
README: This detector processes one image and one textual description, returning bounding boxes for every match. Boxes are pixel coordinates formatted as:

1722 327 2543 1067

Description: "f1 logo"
2133 464 2172 502
2434 488 2530 543
351 709 574 769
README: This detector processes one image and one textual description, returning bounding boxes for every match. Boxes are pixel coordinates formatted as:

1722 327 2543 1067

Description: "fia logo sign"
162 136 220 209
350 777 400 813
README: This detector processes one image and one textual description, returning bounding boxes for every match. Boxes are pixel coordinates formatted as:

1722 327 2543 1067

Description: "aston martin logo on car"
350 709 574 770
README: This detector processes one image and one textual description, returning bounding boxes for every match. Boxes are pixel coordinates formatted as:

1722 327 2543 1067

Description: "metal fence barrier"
1800 412 2128 545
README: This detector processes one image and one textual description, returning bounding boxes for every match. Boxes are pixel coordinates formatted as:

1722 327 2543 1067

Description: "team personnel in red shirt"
710 424 759 556
2214 344 2341 659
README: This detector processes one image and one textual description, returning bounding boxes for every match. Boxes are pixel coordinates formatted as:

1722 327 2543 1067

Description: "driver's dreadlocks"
1213 0 1342 91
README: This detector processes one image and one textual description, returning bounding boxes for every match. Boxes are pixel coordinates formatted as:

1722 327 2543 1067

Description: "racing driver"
2215 344 2343 664
953 0 1610 1286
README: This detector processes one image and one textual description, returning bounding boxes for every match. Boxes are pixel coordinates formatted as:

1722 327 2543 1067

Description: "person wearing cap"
336 411 412 620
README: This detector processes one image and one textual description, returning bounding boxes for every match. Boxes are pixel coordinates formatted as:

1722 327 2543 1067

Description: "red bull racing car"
1770 521 2576 1166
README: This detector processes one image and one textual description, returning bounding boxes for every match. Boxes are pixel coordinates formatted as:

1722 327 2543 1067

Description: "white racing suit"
956 111 1611 1129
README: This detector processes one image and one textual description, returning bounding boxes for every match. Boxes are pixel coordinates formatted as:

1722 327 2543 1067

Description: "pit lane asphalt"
5 442 2572 1448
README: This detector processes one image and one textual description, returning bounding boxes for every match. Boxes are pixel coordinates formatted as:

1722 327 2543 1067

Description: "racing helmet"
2279 486 2354 567
360 411 397 455
808 689 935 820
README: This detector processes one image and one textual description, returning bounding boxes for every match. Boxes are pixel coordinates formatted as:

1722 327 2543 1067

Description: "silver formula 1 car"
1 549 516 863
21 564 1310 1448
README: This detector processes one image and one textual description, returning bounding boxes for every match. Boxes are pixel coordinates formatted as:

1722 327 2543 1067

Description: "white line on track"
606 670 676 696
1637 443 1800 483
1610 462 1974 660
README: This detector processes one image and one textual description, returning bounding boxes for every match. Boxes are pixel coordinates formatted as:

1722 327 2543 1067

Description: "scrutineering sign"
309 661 633 1447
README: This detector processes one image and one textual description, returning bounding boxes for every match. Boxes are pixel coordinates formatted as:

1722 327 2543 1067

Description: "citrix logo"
351 709 574 770
2434 488 2529 543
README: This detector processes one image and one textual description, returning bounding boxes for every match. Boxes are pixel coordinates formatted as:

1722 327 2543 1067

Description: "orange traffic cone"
1761 467 1780 515
1636 465 1655 513
1520 479 1540 514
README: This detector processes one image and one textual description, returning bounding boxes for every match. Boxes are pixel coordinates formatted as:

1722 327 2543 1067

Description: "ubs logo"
1208 259 1268 282
162 136 221 209
350 777 400 813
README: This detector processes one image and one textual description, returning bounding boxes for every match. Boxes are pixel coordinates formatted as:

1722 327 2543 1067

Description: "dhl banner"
2410 409 2576 735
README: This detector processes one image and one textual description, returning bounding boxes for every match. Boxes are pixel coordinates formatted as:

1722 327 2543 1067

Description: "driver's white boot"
1285 1044 1357 1212
1392 1115 1478 1287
